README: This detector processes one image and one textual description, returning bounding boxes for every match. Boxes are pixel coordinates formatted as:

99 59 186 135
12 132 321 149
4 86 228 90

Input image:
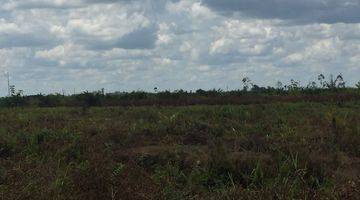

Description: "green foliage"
0 74 358 108
112 162 125 177
0 102 359 199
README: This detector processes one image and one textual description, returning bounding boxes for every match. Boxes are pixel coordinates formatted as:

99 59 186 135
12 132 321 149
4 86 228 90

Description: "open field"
0 101 359 199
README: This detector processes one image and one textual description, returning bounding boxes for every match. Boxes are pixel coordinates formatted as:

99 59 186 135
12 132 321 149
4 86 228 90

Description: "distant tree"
77 91 102 114
307 81 317 90
242 77 253 91
276 81 283 90
335 74 346 88
252 84 260 92
356 81 360 89
17 90 24 96
196 89 206 95
318 74 346 90
10 85 15 96
326 74 337 89
288 79 301 91
318 74 326 88
323 74 346 89
251 85 267 93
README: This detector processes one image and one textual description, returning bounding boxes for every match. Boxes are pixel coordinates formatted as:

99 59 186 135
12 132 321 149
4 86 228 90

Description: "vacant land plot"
0 102 359 199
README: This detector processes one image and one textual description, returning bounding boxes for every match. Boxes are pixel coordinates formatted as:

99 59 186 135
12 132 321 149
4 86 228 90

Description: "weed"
0 102 359 199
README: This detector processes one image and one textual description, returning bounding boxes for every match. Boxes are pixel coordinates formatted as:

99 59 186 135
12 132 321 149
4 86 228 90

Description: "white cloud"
0 0 359 95
202 0 360 24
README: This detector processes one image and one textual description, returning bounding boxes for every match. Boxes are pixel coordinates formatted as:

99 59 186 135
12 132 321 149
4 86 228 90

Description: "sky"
0 0 359 95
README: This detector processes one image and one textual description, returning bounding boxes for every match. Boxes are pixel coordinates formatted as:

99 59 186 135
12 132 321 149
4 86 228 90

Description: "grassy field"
0 101 359 199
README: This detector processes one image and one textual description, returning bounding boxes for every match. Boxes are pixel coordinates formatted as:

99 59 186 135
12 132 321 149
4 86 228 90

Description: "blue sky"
0 0 359 95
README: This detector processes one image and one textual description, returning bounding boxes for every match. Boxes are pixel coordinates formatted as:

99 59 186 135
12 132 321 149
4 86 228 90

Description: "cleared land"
0 101 359 199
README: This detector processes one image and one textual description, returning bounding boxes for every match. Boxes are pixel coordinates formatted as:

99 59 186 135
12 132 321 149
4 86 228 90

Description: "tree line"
1 74 360 107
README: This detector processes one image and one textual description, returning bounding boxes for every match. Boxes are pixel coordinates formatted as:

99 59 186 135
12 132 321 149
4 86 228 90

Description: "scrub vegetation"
0 74 359 199
0 102 359 199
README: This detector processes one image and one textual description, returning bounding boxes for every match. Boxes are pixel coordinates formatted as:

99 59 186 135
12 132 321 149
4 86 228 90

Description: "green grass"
0 102 359 199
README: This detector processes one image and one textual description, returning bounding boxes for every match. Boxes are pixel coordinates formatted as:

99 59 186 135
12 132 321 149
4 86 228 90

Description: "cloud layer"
202 0 360 24
0 0 359 95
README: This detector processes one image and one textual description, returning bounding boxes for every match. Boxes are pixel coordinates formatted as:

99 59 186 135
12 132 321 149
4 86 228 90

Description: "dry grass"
0 101 359 199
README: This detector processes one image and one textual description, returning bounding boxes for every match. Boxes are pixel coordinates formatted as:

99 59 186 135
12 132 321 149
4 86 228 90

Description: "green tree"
326 74 336 89
306 81 317 90
335 74 345 88
242 77 253 91
10 85 15 96
276 81 284 90
288 79 301 91
355 81 360 89
318 74 326 88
